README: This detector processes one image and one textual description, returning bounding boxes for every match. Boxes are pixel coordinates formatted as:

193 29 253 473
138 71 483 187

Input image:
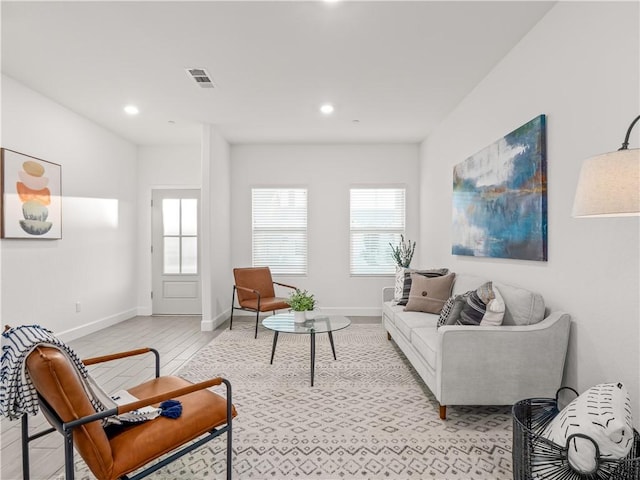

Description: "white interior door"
152 189 202 315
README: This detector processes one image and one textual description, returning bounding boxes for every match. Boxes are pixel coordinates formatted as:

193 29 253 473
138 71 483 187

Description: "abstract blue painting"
452 115 547 261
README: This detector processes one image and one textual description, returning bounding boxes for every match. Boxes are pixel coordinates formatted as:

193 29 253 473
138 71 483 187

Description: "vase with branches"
389 235 416 268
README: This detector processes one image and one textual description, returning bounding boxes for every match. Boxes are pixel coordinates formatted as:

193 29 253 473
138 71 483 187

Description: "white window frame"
252 187 308 276
350 186 406 276
161 197 199 275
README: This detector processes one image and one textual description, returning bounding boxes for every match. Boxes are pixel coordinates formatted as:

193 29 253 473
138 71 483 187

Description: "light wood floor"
1 315 380 479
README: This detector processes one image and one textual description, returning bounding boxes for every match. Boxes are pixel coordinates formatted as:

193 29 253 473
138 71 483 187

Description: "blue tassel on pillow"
159 399 182 419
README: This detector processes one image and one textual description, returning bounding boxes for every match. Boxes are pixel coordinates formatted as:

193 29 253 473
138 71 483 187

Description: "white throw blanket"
0 325 124 422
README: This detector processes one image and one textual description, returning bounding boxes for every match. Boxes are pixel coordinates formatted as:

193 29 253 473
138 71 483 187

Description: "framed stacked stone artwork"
1 148 62 239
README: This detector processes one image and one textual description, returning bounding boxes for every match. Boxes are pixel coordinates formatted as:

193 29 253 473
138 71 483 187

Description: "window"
252 188 307 275
162 198 198 274
350 188 406 275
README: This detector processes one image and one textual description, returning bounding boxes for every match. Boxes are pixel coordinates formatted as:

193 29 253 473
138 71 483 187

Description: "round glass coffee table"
262 313 351 386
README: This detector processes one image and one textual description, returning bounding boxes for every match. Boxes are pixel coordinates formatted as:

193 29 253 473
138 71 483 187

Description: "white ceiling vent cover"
186 68 215 88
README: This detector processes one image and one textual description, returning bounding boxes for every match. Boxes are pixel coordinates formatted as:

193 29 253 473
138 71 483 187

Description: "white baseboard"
57 308 138 342
317 307 382 317
201 309 230 331
53 307 380 340
137 306 152 316
228 307 382 318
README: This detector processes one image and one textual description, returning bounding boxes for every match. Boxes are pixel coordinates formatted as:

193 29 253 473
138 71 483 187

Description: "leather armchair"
22 346 236 480
230 266 296 338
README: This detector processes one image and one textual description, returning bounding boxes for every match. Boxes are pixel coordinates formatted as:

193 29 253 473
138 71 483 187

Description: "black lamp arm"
619 114 640 150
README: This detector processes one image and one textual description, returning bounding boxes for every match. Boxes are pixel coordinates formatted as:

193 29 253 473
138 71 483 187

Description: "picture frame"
451 115 547 261
1 148 62 239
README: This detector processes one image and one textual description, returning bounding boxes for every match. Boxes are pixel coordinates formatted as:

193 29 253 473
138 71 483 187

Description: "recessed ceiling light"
124 105 139 115
320 103 334 115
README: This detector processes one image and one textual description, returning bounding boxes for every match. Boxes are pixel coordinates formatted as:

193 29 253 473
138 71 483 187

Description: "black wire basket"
512 388 640 480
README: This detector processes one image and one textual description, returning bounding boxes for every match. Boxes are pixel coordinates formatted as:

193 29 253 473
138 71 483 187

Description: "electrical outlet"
75 302 81 313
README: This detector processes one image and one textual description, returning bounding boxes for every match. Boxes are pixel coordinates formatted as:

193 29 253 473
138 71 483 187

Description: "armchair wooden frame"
21 347 234 480
229 267 296 338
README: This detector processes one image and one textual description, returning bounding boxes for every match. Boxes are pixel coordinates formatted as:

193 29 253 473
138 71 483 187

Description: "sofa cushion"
382 301 404 326
493 282 545 326
458 290 488 325
458 282 496 325
437 291 472 327
437 295 455 327
382 300 403 317
397 268 449 305
411 327 439 371
451 274 487 296
405 273 456 314
481 285 506 326
394 311 439 339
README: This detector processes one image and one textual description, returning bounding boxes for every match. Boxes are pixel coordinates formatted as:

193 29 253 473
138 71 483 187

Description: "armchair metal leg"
21 413 57 480
254 310 260 339
224 378 234 480
229 286 236 331
254 298 261 338
21 414 30 480
63 426 75 480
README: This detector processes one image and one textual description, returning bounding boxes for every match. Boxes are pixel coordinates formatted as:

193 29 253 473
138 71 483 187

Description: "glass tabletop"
262 313 351 334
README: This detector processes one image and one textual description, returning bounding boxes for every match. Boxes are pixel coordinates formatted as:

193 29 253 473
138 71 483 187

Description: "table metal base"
269 330 338 386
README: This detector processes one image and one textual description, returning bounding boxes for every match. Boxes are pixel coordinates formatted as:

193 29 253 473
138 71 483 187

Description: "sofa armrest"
437 311 571 405
382 286 395 303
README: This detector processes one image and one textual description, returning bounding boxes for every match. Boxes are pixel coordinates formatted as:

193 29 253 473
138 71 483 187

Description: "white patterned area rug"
71 322 513 479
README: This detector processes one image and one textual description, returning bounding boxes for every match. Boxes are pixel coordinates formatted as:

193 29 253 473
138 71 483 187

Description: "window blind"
252 188 307 275
350 188 405 275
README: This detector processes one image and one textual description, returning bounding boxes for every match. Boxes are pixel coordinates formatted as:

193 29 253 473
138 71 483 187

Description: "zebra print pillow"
542 382 634 474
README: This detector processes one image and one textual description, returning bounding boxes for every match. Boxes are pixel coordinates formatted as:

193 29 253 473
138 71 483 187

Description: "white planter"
293 311 307 323
394 266 407 301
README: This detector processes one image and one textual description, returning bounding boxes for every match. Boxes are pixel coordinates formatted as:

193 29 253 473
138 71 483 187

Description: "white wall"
202 125 231 330
231 144 420 314
136 145 201 314
1 76 138 340
419 2 640 422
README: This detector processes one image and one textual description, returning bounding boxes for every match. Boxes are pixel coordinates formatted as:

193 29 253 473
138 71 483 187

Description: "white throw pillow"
480 285 505 326
542 383 634 474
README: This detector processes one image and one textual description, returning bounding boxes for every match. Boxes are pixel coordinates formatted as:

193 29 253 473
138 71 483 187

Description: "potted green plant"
287 289 316 323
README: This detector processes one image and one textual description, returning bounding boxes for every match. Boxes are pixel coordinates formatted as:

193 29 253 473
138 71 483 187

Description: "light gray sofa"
382 273 571 419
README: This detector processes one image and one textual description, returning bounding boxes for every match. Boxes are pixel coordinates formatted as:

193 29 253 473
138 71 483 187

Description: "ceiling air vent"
186 68 215 88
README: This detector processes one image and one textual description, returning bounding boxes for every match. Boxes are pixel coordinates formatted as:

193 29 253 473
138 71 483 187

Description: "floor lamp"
572 115 640 217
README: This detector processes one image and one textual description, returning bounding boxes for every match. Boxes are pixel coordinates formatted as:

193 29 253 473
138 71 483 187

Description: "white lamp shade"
572 148 640 217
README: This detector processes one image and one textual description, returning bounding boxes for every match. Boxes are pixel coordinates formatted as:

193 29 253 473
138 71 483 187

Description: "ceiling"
1 1 554 146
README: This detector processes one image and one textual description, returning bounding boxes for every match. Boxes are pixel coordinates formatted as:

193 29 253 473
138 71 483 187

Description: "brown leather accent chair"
230 267 297 338
22 346 236 480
